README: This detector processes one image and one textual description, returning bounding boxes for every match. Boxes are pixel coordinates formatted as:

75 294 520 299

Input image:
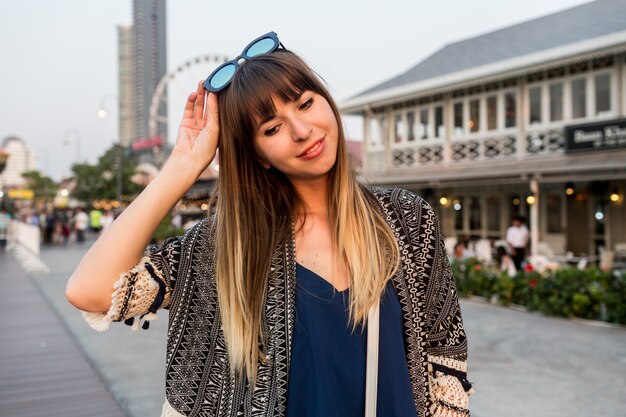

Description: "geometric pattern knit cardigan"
83 187 474 417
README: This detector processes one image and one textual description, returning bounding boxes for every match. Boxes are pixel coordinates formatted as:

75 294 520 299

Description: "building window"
469 197 482 230
394 113 404 143
420 109 429 139
504 92 516 128
529 86 542 124
435 106 444 138
407 111 415 142
454 102 464 135
571 78 587 119
487 96 497 130
486 196 500 231
546 194 563 233
510 195 522 218
454 197 464 230
549 83 563 122
368 116 385 148
595 73 611 115
469 99 480 133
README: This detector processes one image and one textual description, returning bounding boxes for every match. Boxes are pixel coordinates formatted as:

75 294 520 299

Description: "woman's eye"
264 125 279 136
299 98 314 110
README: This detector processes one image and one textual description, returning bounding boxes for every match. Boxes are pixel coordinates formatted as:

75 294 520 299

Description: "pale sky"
0 0 591 180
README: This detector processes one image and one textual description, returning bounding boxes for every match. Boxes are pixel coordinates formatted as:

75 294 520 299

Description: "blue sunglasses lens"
204 33 280 92
245 37 276 57
209 63 237 90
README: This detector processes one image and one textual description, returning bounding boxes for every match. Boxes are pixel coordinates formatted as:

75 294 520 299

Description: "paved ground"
0 249 126 417
28 239 168 417
463 299 626 416
7 238 626 416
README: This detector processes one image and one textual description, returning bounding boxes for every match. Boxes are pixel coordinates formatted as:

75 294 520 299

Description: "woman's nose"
291 117 312 142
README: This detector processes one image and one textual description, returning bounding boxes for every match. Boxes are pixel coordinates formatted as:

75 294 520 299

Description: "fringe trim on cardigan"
81 256 169 332
428 355 474 417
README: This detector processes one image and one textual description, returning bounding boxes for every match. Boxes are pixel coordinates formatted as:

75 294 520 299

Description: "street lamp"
97 95 118 119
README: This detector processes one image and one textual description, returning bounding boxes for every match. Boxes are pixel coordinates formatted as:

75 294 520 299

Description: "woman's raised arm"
66 82 219 313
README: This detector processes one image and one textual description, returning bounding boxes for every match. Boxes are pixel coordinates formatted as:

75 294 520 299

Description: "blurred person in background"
100 210 114 231
496 246 517 277
73 208 88 243
506 216 529 271
90 208 103 235
44 210 55 244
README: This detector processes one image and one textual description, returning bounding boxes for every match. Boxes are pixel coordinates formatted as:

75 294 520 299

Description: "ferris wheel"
148 53 230 171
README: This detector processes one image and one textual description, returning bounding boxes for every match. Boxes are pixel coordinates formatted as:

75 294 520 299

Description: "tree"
21 170 57 202
71 144 143 204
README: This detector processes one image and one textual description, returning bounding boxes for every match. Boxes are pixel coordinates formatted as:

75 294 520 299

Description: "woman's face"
252 91 338 183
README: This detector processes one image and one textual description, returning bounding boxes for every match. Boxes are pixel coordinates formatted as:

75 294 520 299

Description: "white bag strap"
365 300 380 417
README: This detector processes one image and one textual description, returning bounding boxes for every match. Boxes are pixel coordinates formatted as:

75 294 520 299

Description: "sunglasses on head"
203 31 284 93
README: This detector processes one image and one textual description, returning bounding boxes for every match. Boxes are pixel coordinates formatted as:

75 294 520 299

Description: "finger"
192 80 206 120
182 92 197 121
205 92 219 127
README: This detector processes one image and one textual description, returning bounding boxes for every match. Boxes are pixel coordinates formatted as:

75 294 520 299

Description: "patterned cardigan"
84 187 473 417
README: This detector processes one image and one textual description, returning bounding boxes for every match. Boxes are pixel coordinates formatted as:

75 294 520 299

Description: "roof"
1 136 25 148
353 0 626 99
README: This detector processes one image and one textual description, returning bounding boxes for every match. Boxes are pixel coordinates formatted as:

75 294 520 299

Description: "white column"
517 78 527 161
530 178 540 257
611 54 626 117
443 94 452 166
384 111 393 175
363 114 370 173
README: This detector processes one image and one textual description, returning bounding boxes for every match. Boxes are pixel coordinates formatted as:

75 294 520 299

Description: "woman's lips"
298 137 325 159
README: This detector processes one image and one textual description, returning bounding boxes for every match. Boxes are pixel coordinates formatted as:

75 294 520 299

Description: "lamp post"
115 141 124 202
97 95 119 119
97 95 124 201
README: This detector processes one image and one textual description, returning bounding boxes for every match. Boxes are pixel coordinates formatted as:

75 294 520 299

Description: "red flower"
524 264 534 272
528 277 539 289
473 264 482 271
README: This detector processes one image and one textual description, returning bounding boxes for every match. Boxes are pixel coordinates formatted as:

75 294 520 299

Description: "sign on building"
565 118 626 153
131 136 164 152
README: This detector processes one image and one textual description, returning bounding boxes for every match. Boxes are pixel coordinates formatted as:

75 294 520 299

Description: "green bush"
451 259 626 325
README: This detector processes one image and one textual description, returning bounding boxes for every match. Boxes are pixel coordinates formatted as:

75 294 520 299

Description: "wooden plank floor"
0 250 126 417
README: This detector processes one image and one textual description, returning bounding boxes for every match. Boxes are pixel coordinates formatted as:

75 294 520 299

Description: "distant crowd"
6 207 116 245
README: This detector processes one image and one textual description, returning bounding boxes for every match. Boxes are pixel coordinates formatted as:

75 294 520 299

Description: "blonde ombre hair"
208 49 400 382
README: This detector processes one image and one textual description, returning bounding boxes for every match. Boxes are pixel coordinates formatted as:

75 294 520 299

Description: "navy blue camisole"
285 263 417 417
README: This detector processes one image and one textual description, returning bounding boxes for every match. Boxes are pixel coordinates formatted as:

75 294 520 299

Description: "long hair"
208 49 400 382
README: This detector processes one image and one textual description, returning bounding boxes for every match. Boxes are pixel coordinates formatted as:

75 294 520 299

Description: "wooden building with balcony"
341 0 626 259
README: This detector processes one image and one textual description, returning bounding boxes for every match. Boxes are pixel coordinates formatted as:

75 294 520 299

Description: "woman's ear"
258 159 271 170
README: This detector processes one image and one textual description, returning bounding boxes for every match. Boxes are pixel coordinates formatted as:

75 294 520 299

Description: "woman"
66 32 472 417
496 246 517 277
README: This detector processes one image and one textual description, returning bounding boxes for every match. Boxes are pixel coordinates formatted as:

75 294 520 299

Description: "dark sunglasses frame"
203 31 284 93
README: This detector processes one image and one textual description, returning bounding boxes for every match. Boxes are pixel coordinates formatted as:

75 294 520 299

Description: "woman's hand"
169 80 220 176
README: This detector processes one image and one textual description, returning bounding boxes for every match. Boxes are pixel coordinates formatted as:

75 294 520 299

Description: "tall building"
132 0 167 143
0 137 37 188
341 0 626 259
117 24 135 147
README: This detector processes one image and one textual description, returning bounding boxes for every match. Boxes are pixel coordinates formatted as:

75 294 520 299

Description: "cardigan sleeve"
82 234 182 332
420 201 475 416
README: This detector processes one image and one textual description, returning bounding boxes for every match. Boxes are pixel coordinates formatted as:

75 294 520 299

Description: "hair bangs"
228 51 325 133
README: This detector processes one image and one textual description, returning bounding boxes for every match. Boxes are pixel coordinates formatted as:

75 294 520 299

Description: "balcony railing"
365 126 568 173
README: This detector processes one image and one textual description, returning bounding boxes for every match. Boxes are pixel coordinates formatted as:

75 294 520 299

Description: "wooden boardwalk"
0 250 126 417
